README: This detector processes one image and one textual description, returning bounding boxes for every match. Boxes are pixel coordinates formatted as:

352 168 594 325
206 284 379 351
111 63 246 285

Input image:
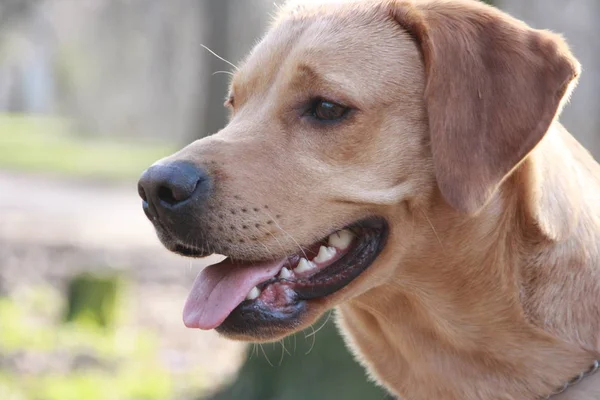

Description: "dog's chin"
159 217 388 342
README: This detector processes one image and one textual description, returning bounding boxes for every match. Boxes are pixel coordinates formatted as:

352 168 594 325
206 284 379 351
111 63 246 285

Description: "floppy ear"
390 0 580 214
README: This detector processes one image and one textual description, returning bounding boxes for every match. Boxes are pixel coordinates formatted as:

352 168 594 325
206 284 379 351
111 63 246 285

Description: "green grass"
0 114 177 181
0 284 207 400
0 367 173 400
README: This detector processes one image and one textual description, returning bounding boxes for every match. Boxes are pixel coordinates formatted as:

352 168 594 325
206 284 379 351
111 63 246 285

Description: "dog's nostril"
157 185 180 205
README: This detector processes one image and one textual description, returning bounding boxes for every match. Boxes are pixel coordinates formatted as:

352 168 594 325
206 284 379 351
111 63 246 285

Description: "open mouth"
182 217 388 336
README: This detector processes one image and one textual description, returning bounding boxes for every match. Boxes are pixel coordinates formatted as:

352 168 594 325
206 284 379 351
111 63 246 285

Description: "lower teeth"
246 286 261 300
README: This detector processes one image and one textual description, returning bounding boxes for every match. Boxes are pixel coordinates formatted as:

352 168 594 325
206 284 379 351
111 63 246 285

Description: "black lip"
173 243 207 257
216 299 307 338
216 217 388 337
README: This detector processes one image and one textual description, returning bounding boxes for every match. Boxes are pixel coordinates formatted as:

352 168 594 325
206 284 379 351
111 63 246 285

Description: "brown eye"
311 99 348 121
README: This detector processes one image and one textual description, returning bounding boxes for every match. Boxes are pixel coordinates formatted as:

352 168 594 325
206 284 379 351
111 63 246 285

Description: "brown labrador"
137 0 600 398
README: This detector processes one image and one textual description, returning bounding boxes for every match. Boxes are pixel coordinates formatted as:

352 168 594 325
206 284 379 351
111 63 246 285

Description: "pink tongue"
183 258 285 330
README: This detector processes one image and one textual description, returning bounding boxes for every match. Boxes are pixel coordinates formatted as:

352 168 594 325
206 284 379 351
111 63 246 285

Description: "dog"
137 0 600 398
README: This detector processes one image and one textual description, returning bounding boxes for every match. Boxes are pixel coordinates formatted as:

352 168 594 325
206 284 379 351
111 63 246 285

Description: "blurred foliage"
0 114 176 181
64 274 121 328
0 283 206 400
207 314 391 400
0 369 172 400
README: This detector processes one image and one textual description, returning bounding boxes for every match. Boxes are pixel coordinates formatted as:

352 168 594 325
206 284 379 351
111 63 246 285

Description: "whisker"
278 339 289 365
282 337 292 356
305 310 332 338
254 227 283 261
293 332 297 354
212 70 235 76
256 224 294 265
250 343 257 360
305 324 317 355
201 44 239 71
259 343 274 367
419 208 444 251
261 209 309 259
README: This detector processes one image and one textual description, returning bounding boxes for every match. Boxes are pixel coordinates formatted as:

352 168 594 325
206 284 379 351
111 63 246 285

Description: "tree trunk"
198 0 232 139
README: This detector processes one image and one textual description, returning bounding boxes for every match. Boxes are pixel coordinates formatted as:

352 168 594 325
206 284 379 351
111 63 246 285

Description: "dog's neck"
338 125 600 400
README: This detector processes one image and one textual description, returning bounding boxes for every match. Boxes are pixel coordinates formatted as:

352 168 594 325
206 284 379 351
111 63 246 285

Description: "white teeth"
279 267 292 279
328 229 353 250
294 258 316 274
246 286 261 300
313 245 337 264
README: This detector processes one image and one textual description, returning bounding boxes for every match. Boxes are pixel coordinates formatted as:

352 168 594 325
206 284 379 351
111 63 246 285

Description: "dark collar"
546 360 600 398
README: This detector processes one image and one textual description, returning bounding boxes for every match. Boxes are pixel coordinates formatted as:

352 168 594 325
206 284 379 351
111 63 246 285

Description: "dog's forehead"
233 3 417 100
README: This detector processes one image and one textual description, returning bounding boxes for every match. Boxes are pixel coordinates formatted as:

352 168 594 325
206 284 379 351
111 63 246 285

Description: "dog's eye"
311 99 348 121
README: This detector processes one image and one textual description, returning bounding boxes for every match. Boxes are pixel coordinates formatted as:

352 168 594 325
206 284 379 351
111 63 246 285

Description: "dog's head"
138 0 579 341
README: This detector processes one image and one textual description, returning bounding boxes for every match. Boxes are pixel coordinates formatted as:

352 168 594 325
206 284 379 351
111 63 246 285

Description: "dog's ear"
390 0 580 214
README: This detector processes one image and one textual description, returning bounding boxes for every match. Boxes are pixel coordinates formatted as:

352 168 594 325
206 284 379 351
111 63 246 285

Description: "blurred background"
0 1 598 399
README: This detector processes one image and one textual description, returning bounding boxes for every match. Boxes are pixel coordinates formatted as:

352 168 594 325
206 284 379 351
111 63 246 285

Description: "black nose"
137 161 210 218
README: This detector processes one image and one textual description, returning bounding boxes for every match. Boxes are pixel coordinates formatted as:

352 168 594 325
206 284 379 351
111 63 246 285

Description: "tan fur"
159 0 600 398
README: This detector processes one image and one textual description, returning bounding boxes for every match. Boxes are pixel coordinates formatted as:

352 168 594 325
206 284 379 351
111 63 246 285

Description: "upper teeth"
279 267 292 279
294 258 316 274
246 286 261 300
328 229 353 250
313 245 337 264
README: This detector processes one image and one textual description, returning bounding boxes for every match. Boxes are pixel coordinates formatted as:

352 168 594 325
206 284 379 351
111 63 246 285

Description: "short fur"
156 0 600 398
